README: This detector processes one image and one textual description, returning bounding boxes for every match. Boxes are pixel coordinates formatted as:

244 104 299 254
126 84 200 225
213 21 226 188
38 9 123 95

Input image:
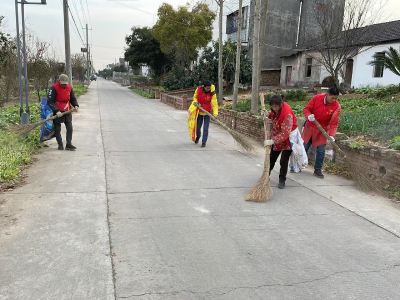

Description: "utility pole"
21 1 30 116
251 0 261 115
86 24 89 83
217 0 224 106
14 0 24 120
232 0 243 109
63 0 72 85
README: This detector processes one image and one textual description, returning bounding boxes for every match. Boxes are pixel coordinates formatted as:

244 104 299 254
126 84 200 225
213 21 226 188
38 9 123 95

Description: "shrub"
355 85 400 99
388 136 400 150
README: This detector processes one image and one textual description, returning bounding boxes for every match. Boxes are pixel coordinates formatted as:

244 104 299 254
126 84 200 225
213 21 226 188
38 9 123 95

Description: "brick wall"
260 70 281 86
334 141 400 187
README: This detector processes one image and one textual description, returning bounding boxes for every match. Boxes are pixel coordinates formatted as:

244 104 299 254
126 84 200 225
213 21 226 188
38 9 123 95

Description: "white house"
279 20 400 88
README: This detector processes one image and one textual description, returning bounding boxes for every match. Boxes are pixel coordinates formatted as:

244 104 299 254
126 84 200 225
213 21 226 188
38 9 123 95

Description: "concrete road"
1 78 400 300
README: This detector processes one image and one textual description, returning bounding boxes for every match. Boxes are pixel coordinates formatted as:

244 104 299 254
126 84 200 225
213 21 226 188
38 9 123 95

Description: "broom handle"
38 108 77 125
312 119 347 159
259 93 271 140
194 103 232 132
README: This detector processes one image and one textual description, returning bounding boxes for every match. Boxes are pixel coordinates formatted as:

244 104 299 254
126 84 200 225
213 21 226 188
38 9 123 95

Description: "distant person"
263 94 298 189
47 74 79 151
302 87 341 178
188 80 218 148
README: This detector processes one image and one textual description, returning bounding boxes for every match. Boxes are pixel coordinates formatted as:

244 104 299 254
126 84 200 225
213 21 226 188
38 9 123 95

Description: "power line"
79 0 88 25
71 0 84 30
68 4 85 44
85 0 92 27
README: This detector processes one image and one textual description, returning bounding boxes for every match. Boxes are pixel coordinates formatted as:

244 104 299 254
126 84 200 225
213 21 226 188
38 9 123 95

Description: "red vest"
196 87 213 113
270 102 298 148
54 81 72 111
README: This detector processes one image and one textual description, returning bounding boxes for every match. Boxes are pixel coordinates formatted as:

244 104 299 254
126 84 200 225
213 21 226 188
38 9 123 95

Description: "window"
305 58 313 77
373 52 385 78
226 6 248 34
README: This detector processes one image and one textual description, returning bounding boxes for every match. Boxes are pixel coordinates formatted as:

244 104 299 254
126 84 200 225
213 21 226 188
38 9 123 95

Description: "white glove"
329 136 335 142
74 106 79 112
308 114 315 122
56 111 63 118
264 140 274 147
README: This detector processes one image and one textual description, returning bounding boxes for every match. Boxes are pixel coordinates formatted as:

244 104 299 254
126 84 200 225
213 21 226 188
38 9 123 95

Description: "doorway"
285 66 292 86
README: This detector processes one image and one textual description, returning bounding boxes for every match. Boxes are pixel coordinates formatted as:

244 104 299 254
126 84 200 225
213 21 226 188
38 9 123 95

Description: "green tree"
162 40 252 91
125 26 170 77
152 2 216 67
114 65 127 73
368 47 400 77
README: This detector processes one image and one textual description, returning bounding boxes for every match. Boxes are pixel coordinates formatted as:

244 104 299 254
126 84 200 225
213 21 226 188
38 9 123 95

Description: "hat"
203 80 211 87
59 74 69 85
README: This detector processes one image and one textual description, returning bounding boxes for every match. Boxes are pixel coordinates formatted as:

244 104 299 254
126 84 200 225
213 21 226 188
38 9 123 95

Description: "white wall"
352 43 400 88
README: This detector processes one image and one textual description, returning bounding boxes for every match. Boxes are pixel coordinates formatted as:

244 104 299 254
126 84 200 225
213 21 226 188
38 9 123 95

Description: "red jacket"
301 94 341 147
196 86 214 113
269 102 298 151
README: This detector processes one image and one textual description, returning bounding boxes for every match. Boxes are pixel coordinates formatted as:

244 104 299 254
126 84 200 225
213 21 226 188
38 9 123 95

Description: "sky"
1 0 400 71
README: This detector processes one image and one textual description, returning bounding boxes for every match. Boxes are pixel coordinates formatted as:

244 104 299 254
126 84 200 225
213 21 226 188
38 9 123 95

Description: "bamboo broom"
245 93 273 202
194 103 255 152
313 119 384 194
10 108 77 137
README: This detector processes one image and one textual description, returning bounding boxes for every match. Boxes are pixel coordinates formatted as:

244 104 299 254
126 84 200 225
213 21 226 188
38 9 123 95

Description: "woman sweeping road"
187 81 218 148
264 94 298 189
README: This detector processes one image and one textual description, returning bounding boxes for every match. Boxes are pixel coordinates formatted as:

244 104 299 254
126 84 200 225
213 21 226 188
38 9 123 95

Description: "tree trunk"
218 0 224 106
232 0 243 109
251 0 261 114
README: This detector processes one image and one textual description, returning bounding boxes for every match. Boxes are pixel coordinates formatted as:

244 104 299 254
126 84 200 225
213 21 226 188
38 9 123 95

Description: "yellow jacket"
188 85 218 116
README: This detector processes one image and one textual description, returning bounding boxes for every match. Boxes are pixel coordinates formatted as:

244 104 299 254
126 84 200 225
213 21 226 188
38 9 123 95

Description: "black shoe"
201 143 206 148
195 136 200 144
65 144 76 151
314 169 324 178
278 180 285 189
58 144 64 150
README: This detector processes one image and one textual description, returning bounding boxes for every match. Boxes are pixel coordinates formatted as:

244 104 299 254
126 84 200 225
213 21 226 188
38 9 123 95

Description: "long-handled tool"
10 108 77 137
194 103 255 152
313 119 383 194
246 93 273 202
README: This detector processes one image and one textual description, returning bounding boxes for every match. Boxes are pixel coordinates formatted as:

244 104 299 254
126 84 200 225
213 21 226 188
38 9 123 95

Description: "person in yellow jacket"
188 81 218 147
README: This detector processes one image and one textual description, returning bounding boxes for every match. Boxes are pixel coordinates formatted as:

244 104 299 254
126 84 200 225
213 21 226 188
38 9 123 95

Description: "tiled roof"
280 20 400 58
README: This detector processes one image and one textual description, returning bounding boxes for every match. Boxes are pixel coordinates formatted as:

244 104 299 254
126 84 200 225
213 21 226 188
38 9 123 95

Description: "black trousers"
53 113 73 145
269 149 292 182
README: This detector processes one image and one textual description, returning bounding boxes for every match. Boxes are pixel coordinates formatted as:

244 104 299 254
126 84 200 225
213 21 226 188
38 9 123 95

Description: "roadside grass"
0 86 88 191
129 87 155 99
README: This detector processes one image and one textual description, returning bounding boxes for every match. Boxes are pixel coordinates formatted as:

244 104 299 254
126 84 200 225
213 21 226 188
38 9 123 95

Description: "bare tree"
26 33 50 101
250 0 261 114
232 0 243 109
304 0 388 90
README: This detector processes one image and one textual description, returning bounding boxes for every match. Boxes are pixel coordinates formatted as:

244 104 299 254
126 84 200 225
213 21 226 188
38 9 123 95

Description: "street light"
15 0 47 124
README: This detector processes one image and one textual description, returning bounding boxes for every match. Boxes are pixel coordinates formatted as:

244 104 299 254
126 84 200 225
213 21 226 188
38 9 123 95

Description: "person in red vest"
302 87 341 178
264 94 298 189
188 80 218 148
47 74 79 151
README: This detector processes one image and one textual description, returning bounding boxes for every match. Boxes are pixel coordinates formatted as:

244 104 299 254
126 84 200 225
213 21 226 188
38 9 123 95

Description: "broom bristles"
229 129 256 152
9 121 43 137
245 169 273 202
